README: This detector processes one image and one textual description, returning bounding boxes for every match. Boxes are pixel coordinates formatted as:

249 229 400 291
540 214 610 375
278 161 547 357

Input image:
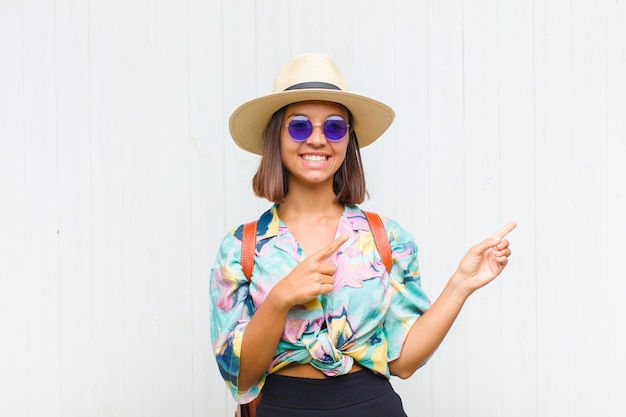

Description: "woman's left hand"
453 221 517 296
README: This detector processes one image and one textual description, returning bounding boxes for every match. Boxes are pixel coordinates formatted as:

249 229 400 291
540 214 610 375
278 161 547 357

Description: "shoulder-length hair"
252 105 368 205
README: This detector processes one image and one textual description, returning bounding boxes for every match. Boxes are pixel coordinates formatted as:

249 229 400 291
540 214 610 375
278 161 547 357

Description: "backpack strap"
240 211 392 282
241 221 257 281
362 211 392 273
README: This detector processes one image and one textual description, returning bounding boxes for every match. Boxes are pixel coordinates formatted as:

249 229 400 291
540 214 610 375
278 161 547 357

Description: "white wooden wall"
1 0 625 416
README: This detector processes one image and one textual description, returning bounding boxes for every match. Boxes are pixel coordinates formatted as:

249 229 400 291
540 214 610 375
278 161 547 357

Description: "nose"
305 123 327 146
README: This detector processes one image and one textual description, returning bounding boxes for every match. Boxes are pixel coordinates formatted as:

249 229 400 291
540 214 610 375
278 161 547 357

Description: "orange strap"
241 221 257 281
240 211 392 282
362 211 392 273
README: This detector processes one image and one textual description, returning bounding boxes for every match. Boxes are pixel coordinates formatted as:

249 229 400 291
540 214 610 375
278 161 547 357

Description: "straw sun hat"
229 53 395 155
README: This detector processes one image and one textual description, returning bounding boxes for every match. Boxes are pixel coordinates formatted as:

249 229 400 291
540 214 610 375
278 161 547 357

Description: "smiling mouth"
301 155 329 163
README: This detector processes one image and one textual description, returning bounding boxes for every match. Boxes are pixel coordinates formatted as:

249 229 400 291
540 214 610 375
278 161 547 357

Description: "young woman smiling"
210 53 515 417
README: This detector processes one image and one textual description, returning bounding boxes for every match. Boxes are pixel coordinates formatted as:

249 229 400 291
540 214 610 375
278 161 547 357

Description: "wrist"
446 272 473 301
265 286 294 313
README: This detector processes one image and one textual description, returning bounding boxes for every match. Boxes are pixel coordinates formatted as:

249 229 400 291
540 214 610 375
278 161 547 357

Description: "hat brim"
229 89 395 155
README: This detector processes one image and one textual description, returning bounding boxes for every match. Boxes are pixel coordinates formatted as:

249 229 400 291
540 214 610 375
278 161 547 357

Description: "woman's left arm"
388 221 516 379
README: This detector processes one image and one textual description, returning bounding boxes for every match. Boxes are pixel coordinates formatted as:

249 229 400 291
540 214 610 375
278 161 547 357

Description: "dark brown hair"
252 105 368 205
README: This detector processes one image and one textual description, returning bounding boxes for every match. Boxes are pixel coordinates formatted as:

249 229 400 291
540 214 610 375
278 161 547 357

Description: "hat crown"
272 53 350 93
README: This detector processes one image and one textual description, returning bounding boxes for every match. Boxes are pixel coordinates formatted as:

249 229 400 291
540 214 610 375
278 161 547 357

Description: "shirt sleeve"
209 226 264 404
382 218 432 365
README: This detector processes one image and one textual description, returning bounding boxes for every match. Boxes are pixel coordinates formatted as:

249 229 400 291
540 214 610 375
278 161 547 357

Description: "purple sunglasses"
284 115 350 141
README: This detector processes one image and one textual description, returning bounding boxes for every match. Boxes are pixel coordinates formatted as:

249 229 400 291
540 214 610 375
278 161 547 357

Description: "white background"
1 0 625 416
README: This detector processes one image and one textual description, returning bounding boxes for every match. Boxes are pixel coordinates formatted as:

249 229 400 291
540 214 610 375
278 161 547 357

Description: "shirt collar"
255 204 371 258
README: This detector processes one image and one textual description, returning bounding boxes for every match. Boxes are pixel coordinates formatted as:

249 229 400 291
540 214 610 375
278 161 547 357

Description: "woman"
210 53 515 416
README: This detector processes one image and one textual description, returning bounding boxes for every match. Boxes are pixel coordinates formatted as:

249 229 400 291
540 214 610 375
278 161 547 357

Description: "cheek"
334 142 349 163
280 133 295 158
279 133 301 174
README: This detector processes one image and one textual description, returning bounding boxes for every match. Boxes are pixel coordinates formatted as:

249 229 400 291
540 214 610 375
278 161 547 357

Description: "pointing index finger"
317 234 349 258
490 221 517 240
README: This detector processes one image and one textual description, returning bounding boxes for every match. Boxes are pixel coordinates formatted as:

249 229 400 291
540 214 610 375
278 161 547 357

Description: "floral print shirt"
210 205 431 403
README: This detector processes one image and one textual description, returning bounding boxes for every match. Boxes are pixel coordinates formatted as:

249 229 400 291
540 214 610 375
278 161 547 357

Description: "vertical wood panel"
21 0 63 415
389 1 433 415
317 0 358 62
607 2 626 416
89 0 127 415
426 2 467 416
534 1 577 415
217 2 259 413
256 1 290 99
0 1 28 416
352 1 397 217
154 0 194 415
190 0 222 414
121 0 159 414
390 0 431 236
206 0 261 413
498 0 538 415
571 1 609 415
222 0 261 231
288 0 322 53
288 0 357 56
55 0 94 415
254 0 292 210
463 1 503 415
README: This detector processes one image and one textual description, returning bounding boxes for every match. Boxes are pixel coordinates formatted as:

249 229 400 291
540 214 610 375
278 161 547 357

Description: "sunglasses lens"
323 118 348 141
287 118 312 141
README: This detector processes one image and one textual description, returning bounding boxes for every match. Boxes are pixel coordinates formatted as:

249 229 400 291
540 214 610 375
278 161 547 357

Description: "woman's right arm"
212 234 349 394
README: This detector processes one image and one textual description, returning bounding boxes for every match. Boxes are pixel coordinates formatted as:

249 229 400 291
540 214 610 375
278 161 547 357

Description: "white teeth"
302 155 327 163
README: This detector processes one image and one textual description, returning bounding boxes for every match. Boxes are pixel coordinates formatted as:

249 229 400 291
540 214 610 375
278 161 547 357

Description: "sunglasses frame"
284 115 350 142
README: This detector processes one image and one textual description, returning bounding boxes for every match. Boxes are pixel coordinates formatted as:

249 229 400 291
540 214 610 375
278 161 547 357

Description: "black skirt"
256 370 407 417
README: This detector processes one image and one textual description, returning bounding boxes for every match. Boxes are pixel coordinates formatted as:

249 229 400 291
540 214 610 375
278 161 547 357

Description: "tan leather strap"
363 211 392 273
241 221 257 281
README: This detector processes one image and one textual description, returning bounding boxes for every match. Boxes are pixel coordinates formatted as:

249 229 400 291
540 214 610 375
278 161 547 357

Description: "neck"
278 188 343 222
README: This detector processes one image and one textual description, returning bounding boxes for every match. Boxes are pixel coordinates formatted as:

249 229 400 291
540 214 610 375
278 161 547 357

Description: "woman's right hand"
237 235 347 391
269 234 349 309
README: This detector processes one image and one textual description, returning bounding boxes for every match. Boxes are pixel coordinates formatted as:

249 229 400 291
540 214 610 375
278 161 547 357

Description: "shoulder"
212 207 275 274
346 205 413 243
218 206 278 250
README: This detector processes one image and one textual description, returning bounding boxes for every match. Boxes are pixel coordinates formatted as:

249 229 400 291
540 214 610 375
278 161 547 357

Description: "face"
280 101 350 189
